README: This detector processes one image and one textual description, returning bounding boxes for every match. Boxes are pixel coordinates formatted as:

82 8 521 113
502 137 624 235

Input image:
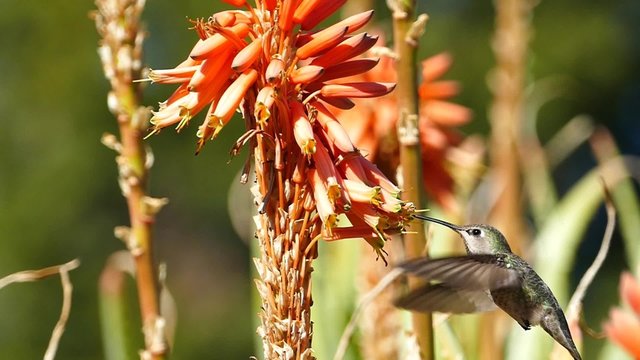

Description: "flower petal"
311 33 378 67
290 65 325 84
421 52 453 82
604 308 640 357
320 82 396 98
621 272 640 316
296 25 348 60
232 36 263 72
421 100 472 126
300 0 347 30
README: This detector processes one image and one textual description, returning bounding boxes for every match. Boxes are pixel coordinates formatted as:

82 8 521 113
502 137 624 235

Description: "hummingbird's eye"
469 229 482 236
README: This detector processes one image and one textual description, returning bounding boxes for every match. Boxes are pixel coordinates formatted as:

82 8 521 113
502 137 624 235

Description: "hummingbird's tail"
540 311 582 360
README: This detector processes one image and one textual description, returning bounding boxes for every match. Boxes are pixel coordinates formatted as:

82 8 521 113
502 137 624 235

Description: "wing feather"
398 255 520 290
395 283 497 313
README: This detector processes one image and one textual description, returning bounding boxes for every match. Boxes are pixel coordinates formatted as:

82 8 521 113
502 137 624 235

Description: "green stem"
391 2 434 359
94 1 166 357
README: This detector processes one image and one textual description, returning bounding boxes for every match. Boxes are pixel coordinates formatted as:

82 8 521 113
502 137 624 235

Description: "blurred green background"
0 0 638 359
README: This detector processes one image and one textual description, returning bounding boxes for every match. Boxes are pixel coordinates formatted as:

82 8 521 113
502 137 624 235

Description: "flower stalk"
390 1 434 358
94 0 168 358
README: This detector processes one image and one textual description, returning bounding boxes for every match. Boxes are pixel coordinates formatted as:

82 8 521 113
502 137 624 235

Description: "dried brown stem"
94 1 167 358
253 116 318 359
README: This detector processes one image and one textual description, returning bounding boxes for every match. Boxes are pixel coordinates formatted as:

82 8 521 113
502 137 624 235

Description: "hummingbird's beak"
413 214 463 231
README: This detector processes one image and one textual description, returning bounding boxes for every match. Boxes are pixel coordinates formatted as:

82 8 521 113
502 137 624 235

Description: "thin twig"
550 180 616 359
333 268 404 360
44 260 80 360
0 259 80 360
0 259 80 289
566 180 616 320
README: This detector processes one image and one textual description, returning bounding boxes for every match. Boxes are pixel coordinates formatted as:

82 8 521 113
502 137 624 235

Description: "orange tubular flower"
603 272 640 358
148 0 415 245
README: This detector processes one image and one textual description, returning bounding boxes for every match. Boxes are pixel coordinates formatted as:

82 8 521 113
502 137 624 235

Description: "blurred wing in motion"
398 255 520 290
395 283 497 313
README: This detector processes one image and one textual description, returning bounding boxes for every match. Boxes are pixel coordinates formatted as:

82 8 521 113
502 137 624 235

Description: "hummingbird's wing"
398 255 520 290
395 283 497 313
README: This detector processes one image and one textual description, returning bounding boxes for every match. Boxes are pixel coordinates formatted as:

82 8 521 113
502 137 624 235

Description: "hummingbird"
396 215 582 360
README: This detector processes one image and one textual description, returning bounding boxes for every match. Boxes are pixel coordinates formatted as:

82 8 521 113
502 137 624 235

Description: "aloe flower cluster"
148 1 415 254
147 0 416 357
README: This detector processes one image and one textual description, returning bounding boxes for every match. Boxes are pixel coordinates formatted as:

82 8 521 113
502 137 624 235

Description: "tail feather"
541 311 582 360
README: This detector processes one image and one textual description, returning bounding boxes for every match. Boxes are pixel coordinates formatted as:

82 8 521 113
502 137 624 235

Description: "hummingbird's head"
455 224 512 254
413 215 512 254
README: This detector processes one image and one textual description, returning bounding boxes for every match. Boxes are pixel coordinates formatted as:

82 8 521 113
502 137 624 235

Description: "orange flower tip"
222 0 246 6
621 272 640 315
176 57 200 69
232 37 263 72
319 96 355 110
290 65 325 84
292 102 316 154
604 307 640 356
187 54 233 92
266 57 285 84
311 33 379 68
324 121 355 153
148 66 199 84
150 110 182 129
255 87 275 122
320 82 396 98
300 0 347 31
296 25 348 60
343 179 380 200
213 69 258 119
214 11 237 27
256 86 275 105
318 58 379 82
263 0 276 11
419 80 461 100
358 157 401 193
422 100 472 126
338 10 374 35
278 0 297 32
421 52 454 82
189 23 250 60
293 0 324 24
